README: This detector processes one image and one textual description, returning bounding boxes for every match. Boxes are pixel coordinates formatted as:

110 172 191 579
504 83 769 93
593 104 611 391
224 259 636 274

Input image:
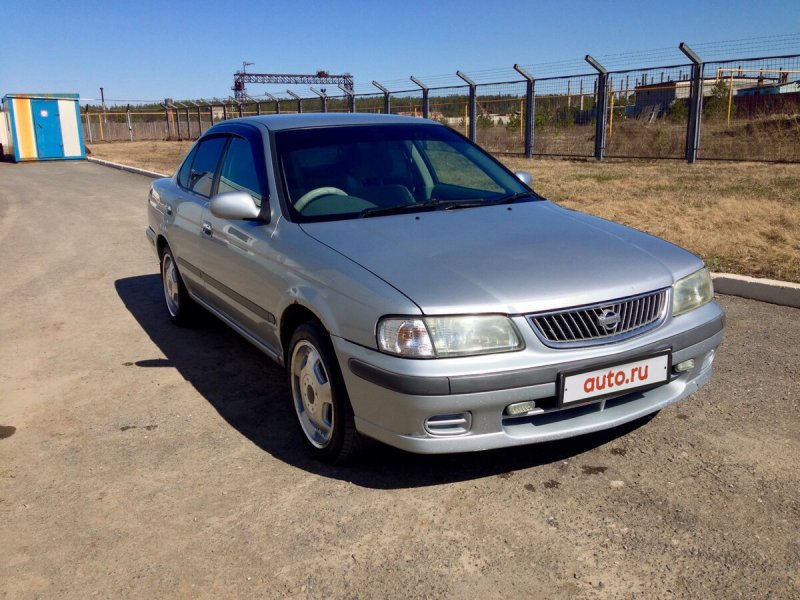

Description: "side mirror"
209 191 261 220
514 171 533 187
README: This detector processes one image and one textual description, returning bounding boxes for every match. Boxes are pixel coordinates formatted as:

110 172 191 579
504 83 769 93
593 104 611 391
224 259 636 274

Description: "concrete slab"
712 273 800 309
87 156 168 179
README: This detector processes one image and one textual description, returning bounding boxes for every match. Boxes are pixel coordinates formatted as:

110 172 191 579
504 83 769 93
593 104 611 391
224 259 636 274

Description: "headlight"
672 267 714 316
377 315 523 358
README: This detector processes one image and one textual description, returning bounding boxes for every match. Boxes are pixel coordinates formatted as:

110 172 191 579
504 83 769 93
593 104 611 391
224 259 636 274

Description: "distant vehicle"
146 113 724 463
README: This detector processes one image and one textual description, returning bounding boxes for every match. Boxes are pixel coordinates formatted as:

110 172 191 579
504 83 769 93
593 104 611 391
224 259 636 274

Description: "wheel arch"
156 234 169 259
280 303 326 365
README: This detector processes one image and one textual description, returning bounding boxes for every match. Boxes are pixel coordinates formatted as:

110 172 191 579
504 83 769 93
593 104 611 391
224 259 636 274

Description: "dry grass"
88 140 193 175
504 156 800 283
87 141 800 283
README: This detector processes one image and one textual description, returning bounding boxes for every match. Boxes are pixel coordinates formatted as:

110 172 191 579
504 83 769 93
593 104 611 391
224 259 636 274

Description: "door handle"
202 222 213 236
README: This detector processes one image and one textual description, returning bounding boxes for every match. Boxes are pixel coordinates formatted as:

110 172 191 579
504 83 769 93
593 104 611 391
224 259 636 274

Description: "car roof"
219 112 440 132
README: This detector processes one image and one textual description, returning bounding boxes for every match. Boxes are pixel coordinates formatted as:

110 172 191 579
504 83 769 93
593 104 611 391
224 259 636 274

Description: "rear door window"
188 136 228 197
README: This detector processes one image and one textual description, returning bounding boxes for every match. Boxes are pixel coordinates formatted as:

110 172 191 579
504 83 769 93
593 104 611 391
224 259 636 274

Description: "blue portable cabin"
1 93 86 162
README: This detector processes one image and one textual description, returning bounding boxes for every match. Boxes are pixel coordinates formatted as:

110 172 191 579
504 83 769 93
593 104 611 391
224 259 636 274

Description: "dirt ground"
1 161 799 599
86 140 800 283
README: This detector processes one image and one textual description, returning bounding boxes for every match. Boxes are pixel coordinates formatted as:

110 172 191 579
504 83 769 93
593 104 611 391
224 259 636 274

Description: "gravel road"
1 161 798 599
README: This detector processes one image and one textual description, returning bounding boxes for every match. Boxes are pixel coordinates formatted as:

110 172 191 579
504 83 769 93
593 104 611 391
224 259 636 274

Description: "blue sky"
3 0 800 105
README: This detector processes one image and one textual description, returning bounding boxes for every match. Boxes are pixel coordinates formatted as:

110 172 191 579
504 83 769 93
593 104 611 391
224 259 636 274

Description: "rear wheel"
160 246 195 326
288 322 360 463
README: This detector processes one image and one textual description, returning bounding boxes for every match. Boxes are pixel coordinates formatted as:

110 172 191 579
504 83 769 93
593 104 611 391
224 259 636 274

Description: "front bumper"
334 301 725 453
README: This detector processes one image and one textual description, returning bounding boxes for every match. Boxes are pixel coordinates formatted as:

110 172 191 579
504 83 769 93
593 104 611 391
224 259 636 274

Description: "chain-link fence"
354 93 384 114
325 95 350 113
84 48 800 163
699 54 800 162
604 64 692 159
474 81 526 154
531 74 597 158
82 109 168 142
428 85 470 136
389 89 424 117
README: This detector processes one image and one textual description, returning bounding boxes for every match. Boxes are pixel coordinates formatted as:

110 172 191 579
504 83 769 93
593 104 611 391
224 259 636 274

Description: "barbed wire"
371 32 800 91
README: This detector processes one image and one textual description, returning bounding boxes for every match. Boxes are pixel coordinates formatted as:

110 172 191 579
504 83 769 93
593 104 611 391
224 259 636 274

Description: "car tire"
160 245 195 326
288 322 361 464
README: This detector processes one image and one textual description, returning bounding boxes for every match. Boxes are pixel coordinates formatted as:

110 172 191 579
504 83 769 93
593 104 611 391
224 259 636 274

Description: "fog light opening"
674 359 695 373
424 412 472 436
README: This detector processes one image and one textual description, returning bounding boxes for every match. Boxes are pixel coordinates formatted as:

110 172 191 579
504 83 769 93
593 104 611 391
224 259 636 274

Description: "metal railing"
82 44 800 163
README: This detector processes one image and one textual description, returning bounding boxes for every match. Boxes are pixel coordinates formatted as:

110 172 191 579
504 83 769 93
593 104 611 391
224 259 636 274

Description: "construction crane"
232 66 354 101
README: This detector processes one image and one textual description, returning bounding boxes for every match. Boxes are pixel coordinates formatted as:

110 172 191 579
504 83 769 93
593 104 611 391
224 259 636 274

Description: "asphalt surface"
1 160 798 599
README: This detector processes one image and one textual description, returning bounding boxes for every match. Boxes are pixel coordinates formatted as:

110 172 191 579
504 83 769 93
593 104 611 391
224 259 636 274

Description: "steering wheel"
294 187 347 212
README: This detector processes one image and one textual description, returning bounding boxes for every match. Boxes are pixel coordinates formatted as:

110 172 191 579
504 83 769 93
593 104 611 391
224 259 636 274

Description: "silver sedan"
146 113 724 463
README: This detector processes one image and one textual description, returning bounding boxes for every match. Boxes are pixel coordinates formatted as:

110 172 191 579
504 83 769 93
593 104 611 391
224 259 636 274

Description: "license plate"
559 351 671 406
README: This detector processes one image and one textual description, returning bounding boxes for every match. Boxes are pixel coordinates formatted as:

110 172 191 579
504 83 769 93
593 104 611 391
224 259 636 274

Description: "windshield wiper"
360 196 508 218
491 191 538 205
436 199 488 210
360 201 440 218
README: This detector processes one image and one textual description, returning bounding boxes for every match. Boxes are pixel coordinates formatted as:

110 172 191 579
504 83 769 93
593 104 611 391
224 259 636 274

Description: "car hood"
300 201 704 315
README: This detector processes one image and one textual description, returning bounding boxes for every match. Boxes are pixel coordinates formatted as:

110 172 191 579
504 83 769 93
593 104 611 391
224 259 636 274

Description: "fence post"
126 105 133 141
161 104 171 140
209 103 215 126
410 76 430 119
310 87 328 113
265 93 280 114
372 81 391 114
191 101 201 137
173 103 184 141
170 104 178 140
85 105 93 144
338 84 356 112
456 71 477 142
679 42 704 164
514 64 535 158
176 102 190 138
585 55 608 160
287 91 302 114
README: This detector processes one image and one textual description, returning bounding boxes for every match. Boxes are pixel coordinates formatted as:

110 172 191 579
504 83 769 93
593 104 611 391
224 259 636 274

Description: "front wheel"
288 322 360 463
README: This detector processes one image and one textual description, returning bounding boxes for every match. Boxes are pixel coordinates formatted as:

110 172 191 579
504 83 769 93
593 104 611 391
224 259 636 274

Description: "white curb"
87 156 168 179
712 273 800 309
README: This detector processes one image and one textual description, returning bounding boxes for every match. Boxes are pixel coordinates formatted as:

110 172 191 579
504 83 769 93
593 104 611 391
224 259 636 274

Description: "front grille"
527 289 668 348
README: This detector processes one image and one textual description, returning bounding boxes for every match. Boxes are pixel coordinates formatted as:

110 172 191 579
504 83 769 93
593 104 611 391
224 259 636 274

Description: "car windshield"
275 123 537 221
